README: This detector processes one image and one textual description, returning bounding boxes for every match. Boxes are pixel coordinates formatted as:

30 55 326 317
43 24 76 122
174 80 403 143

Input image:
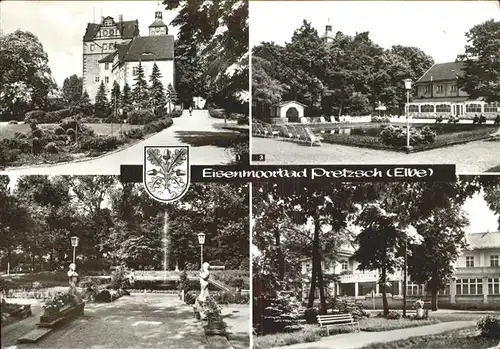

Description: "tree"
166 83 178 113
408 206 469 311
110 81 121 120
131 61 149 109
251 55 284 120
62 74 83 105
0 30 56 118
94 81 110 118
458 20 500 102
352 204 404 317
149 63 167 112
121 83 132 113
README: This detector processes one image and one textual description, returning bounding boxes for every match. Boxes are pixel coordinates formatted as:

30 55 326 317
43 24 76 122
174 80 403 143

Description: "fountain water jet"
162 211 169 288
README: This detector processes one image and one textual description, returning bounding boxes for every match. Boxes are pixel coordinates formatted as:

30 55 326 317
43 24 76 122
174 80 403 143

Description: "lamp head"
71 236 79 247
197 233 206 245
404 79 412 90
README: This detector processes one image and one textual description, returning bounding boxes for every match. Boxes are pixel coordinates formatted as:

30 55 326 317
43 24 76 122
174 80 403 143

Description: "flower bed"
39 292 84 326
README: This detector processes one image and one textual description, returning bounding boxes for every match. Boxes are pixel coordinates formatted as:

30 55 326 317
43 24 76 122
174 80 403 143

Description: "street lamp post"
403 236 407 317
197 233 206 268
404 79 412 151
70 236 80 265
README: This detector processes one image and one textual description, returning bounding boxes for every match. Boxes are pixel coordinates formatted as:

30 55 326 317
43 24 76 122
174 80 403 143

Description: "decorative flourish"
145 147 188 199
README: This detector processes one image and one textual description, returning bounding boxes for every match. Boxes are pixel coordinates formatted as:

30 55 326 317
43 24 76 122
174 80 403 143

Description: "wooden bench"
317 313 360 336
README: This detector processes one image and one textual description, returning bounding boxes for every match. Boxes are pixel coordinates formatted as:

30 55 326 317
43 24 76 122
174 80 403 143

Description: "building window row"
456 278 483 295
408 103 499 114
489 278 500 295
435 104 451 113
466 256 474 267
465 104 482 113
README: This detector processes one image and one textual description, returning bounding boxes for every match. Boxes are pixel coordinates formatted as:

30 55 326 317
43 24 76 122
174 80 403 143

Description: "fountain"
161 211 169 290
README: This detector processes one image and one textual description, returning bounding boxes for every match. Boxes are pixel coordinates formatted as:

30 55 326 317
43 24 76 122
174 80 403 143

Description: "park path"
252 136 500 173
272 320 476 349
2 294 210 349
1 110 239 176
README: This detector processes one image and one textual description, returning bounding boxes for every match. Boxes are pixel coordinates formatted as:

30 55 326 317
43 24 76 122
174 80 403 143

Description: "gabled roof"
83 20 139 42
466 231 500 250
98 53 115 63
415 61 466 84
275 100 307 108
122 35 175 62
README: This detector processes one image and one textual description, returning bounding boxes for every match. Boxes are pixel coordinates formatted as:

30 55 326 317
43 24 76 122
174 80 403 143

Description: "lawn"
175 130 248 148
316 123 498 152
253 317 443 349
0 122 141 139
359 327 499 349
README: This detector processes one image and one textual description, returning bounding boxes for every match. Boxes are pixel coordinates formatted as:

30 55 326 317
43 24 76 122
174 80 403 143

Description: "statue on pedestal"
194 262 210 320
67 263 81 303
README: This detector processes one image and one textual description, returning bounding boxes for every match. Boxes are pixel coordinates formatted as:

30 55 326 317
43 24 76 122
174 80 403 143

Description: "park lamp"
197 233 206 245
404 79 412 91
71 236 79 247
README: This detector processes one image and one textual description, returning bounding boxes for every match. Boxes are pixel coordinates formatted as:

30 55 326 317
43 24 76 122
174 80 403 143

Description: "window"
466 103 482 113
109 29 114 36
456 278 483 295
103 30 108 36
408 105 419 113
489 278 500 295
484 102 500 113
407 283 422 296
109 43 114 50
105 77 109 83
95 76 100 82
436 104 451 113
105 63 109 70
341 260 348 270
90 44 95 51
424 86 431 94
466 256 474 267
491 255 499 267
305 263 312 273
436 85 444 93
421 104 434 113
133 66 139 76
103 44 107 50
450 85 457 92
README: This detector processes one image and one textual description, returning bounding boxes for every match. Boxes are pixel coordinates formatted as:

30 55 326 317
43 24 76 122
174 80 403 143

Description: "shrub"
477 315 500 338
32 137 42 155
167 109 183 118
45 108 71 123
95 290 112 302
237 114 249 125
44 142 59 154
127 109 156 125
69 104 93 117
111 265 130 290
208 108 226 119
304 308 319 324
8 120 18 125
0 145 19 167
143 117 173 134
66 128 76 139
371 116 390 123
184 290 198 305
124 128 144 139
31 127 43 139
212 291 250 305
79 135 119 153
379 125 436 147
386 311 401 320
334 297 369 321
24 110 46 123
54 127 66 135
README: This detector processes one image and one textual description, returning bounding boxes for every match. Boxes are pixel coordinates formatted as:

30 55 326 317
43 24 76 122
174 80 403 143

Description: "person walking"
189 105 193 116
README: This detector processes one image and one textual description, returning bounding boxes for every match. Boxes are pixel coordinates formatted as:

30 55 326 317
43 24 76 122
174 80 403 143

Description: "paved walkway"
2 295 210 349
272 321 476 349
252 136 500 173
1 110 242 175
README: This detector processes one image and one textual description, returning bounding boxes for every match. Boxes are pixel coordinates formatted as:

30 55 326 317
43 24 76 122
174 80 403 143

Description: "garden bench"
317 313 360 336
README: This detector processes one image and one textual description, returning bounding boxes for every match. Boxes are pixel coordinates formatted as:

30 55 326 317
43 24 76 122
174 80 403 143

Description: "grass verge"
359 327 498 349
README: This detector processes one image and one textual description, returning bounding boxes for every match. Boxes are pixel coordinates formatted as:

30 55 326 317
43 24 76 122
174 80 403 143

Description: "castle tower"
322 19 335 43
82 14 139 100
149 11 168 36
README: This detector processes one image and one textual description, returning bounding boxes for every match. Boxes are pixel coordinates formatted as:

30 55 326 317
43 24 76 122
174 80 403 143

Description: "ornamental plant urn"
416 308 424 319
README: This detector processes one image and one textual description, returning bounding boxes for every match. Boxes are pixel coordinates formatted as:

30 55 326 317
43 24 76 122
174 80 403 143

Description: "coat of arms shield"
143 146 190 203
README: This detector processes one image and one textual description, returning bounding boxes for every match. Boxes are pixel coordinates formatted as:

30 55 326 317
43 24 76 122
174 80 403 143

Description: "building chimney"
119 14 123 23
101 16 104 24
155 11 162 20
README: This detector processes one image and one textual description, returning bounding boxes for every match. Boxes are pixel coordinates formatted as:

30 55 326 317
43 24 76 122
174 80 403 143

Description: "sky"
0 1 180 87
249 1 500 63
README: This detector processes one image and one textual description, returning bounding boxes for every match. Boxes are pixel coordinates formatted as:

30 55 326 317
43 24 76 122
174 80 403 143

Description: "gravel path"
2 294 210 349
272 320 476 349
251 136 500 173
1 110 241 176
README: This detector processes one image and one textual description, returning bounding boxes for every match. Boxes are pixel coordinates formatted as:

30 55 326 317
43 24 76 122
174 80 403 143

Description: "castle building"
82 11 174 101
301 231 500 307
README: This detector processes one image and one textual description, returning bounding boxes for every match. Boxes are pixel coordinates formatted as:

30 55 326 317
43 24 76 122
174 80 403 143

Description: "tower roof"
322 20 335 41
149 19 167 28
